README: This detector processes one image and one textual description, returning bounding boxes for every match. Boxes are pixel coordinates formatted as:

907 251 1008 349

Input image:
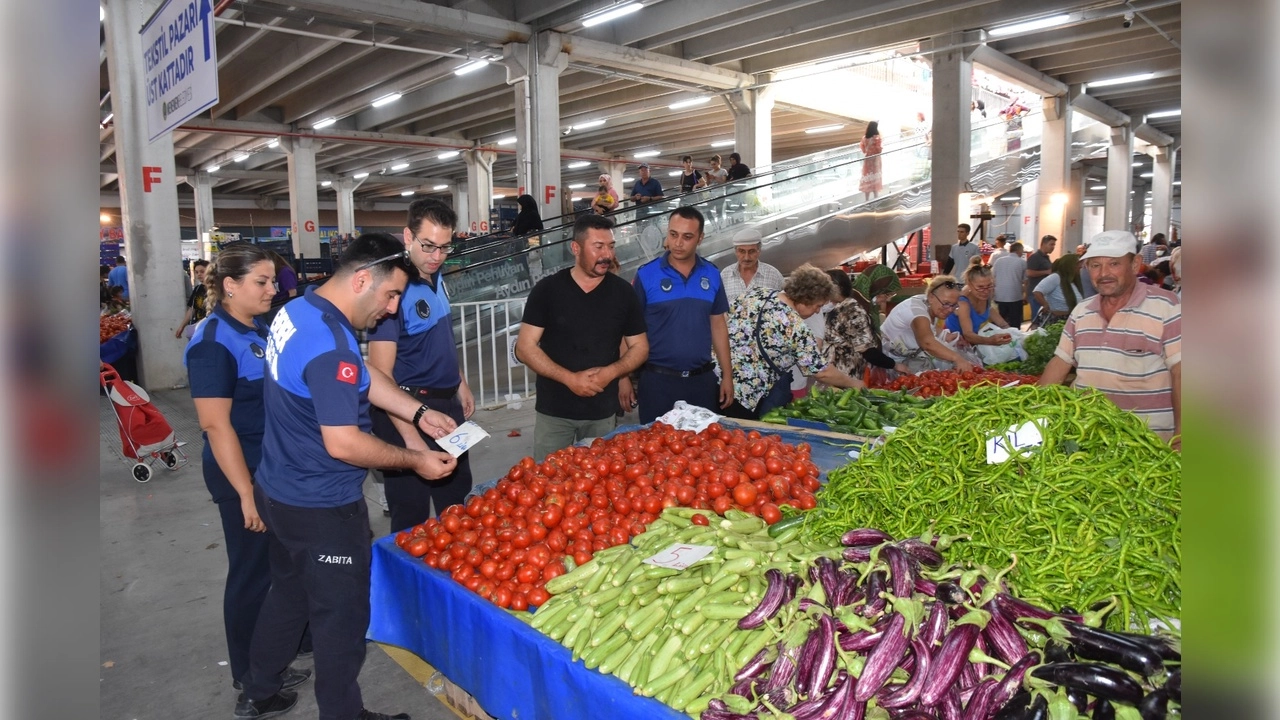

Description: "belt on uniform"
399 384 460 400
643 362 715 378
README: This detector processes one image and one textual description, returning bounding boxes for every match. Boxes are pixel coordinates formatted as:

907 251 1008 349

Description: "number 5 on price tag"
644 544 715 570
440 421 490 458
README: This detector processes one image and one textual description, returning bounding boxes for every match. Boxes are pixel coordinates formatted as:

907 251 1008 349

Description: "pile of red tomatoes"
393 422 822 609
873 368 1039 398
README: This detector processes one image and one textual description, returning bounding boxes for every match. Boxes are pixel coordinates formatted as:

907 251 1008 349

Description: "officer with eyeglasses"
368 199 477 532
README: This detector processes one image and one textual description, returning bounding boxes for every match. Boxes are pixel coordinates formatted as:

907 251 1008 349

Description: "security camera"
1122 11 1134 28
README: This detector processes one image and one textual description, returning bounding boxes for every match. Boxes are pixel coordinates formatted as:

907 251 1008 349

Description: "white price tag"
439 421 489 458
643 543 715 570
985 419 1046 464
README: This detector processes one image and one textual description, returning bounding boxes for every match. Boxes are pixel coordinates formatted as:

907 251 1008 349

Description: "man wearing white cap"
721 228 783 303
1039 230 1181 447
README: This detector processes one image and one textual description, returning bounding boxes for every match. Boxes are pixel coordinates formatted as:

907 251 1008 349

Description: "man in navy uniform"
368 199 475 532
236 233 458 720
620 206 732 423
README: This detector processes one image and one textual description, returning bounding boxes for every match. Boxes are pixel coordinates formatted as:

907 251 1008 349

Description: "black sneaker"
233 689 298 719
356 710 410 720
234 667 312 692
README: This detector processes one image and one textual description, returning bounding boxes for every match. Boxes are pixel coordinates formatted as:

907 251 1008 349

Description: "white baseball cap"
732 228 763 246
1080 230 1138 260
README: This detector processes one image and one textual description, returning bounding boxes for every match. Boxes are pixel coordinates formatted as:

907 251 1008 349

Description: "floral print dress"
823 298 878 378
721 288 827 411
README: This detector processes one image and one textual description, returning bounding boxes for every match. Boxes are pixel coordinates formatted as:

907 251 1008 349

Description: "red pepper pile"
393 422 822 609
100 314 131 344
873 369 1039 398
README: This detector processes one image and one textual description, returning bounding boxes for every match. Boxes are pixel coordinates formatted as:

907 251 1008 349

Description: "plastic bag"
975 324 1022 365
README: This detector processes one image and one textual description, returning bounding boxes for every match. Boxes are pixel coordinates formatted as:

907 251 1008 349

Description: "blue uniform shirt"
108 265 129 299
366 272 459 388
633 253 729 370
257 289 371 508
184 306 268 502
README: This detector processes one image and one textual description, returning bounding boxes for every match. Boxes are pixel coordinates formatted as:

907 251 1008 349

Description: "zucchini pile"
759 388 934 435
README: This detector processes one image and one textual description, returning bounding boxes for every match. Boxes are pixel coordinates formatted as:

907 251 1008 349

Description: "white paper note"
439 421 490 458
643 543 716 570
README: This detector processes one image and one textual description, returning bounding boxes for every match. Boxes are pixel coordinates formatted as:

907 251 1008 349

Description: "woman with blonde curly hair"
720 264 865 419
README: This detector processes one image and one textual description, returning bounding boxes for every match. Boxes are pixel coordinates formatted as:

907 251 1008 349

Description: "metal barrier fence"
453 299 535 410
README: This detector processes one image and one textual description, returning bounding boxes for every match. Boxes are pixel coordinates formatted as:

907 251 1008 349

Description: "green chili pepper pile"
805 384 1180 632
759 387 933 435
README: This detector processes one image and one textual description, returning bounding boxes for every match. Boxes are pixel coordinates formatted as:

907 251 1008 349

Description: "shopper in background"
630 163 664 204
988 234 1010 264
108 255 129 300
992 241 1027 328
100 265 112 307
368 199 476 533
825 267 910 380
622 206 732 422
591 182 618 215
1040 230 1181 447
516 214 649 460
880 275 977 373
703 155 728 186
720 264 865 420
238 234 458 720
858 121 883 200
1025 235 1056 319
944 223 981 275
945 261 1013 347
1140 232 1168 268
176 259 211 339
1077 242 1097 298
183 243 312 697
1033 254 1084 321
678 155 702 194
268 251 299 299
726 152 752 181
511 194 544 237
721 228 783 302
598 174 620 205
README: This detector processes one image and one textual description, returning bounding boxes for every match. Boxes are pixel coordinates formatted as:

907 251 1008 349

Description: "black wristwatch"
412 404 430 426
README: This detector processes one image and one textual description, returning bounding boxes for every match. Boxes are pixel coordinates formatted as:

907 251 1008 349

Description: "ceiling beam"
969 44 1068 97
561 33 753 90
1134 123 1174 147
1070 91 1130 127
215 27 365 119
355 64 506 130
269 0 532 44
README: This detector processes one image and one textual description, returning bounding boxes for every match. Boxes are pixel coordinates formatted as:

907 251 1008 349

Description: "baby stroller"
100 362 188 482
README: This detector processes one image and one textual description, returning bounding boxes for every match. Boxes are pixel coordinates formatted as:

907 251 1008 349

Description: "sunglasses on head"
934 280 958 291
353 249 411 274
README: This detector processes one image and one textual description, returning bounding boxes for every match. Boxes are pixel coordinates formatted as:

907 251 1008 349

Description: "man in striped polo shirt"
1039 230 1181 447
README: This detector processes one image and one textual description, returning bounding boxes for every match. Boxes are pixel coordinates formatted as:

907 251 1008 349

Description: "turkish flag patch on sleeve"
336 361 359 385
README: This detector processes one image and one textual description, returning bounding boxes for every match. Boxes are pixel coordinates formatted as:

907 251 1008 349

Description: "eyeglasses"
411 233 454 256
929 285 959 310
353 250 410 274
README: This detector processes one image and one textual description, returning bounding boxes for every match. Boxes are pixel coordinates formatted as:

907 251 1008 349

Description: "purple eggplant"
739 569 786 629
1103 629 1181 663
1061 621 1165 677
920 600 949 648
933 581 965 604
734 646 776 682
797 613 838 699
842 528 894 546
728 677 755 698
1091 699 1115 720
854 612 910 702
882 545 917 598
1065 687 1089 713
1029 663 1144 706
997 593 1083 625
814 557 844 604
861 571 888 618
961 679 998 720
836 571 863 607
787 692 830 720
915 576 940 597
992 690 1032 720
838 627 884 652
843 546 873 563
809 670 853 720
983 597 1030 665
880 637 933 709
920 617 987 706
1138 687 1170 720
939 688 963 720
898 537 946 567
1165 668 1180 703
760 686 796 710
1043 640 1073 663
764 645 798 693
783 573 803 606
958 661 978 691
988 651 1041 711
892 712 939 720
700 711 758 720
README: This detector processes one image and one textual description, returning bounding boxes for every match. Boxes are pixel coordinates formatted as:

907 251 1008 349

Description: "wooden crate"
377 643 495 720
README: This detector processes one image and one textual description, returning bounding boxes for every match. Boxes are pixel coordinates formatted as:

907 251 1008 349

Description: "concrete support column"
1150 146 1175 241
927 40 972 262
464 149 496 233
104 0 188 389
728 74 774 172
451 181 470 232
1035 96 1073 258
1019 179 1039 246
1131 183 1148 236
504 33 567 222
191 171 216 260
335 177 364 237
1063 164 1088 252
1105 126 1134 230
282 136 321 259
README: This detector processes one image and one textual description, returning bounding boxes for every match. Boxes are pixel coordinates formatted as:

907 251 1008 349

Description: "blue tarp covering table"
368 420 867 720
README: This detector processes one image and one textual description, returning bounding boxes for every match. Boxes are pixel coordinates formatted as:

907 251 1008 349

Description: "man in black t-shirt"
516 214 649 460
176 259 211 339
726 152 752 181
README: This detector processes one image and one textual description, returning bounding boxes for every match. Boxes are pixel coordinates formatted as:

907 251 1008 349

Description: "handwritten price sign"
643 544 715 571
985 419 1046 464
440 421 490 458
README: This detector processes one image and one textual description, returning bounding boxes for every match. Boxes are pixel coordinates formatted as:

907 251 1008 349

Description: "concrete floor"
100 387 635 719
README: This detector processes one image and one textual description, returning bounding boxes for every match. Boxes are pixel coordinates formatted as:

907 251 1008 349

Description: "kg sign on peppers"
394 422 822 609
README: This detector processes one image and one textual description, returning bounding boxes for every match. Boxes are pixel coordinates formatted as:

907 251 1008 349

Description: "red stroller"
100 362 188 482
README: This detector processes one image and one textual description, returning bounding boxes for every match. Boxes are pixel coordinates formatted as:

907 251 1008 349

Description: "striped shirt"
721 261 784 303
1054 283 1181 439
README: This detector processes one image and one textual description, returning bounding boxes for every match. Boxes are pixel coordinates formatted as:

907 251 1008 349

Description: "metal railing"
453 299 535 409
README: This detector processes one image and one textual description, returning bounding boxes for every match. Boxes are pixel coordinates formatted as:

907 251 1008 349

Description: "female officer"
184 243 310 692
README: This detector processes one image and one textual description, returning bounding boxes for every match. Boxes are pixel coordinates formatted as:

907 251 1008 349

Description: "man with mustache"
516 214 649 459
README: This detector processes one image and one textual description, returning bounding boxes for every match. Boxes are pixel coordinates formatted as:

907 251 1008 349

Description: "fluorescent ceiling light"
1145 109 1181 119
372 93 401 108
438 151 460 160
391 163 410 171
573 119 606 130
999 196 1018 202
320 180 332 187
622 177 633 183
1173 180 1181 185
567 161 592 169
100 5 104 22
101 112 113 125
805 124 845 134
233 153 250 163
353 172 369 179
581 2 642 28
433 184 448 190
988 14 1071 37
1139 172 1153 178
668 97 711 110
497 136 518 145
454 60 490 76
493 194 506 199
312 117 337 129
207 164 221 172
267 139 279 149
634 150 661 158
401 190 415 196
1086 73 1156 89
568 183 586 189
710 140 735 148
1090 185 1106 190
668 171 681 177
